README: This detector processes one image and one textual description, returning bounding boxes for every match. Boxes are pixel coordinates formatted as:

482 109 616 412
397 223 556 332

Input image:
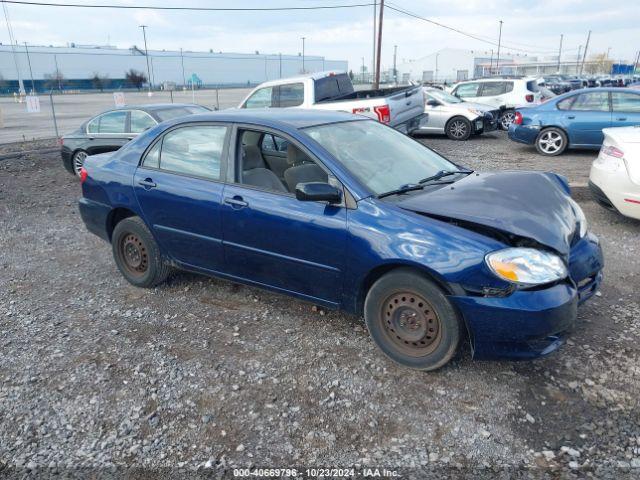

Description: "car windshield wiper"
377 183 425 199
418 169 472 185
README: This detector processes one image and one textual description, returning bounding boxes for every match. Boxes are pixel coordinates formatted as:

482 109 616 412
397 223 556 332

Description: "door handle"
567 115 575 119
616 117 627 121
224 196 248 208
138 178 157 189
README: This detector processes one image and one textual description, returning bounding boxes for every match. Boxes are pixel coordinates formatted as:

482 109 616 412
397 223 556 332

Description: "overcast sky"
2 0 638 69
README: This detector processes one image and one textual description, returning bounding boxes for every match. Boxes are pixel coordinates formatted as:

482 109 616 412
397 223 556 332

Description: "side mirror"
426 99 441 107
295 182 342 204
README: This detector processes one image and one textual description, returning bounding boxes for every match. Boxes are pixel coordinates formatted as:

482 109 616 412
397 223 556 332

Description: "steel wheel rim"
380 291 442 357
449 120 467 139
73 151 87 176
539 131 563 154
501 112 515 128
119 233 148 277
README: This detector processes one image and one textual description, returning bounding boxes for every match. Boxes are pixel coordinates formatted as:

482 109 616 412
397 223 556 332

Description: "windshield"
428 89 462 104
304 120 458 196
155 105 210 122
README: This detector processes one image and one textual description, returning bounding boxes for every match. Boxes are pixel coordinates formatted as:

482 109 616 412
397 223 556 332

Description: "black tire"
445 116 472 141
68 150 89 177
499 109 516 130
111 216 171 288
535 127 568 156
364 268 461 371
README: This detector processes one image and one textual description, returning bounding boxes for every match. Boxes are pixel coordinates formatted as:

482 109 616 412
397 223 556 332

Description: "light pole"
301 37 306 73
393 45 397 85
361 56 365 83
180 47 186 88
23 42 35 93
496 20 503 76
435 52 439 82
279 52 282 79
139 25 152 92
557 34 563 73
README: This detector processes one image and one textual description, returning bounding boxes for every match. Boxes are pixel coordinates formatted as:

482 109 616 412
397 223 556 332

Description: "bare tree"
125 69 148 91
585 53 614 75
91 72 109 92
44 69 64 90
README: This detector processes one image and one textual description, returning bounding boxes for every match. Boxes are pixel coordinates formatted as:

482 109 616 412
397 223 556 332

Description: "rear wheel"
445 117 472 141
112 216 171 288
499 109 516 130
364 269 461 371
71 150 88 177
535 127 567 156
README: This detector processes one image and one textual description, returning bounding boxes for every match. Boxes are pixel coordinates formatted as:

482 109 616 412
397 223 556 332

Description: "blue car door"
220 128 347 306
560 91 612 146
611 91 640 128
133 124 230 272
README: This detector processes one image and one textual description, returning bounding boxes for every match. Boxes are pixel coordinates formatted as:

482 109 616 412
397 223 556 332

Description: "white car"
417 88 500 140
589 126 640 220
449 77 542 129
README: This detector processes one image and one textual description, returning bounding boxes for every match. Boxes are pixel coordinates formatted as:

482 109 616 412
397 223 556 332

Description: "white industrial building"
0 43 348 91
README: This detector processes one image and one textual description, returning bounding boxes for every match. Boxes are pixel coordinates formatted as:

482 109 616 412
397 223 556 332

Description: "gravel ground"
0 131 639 478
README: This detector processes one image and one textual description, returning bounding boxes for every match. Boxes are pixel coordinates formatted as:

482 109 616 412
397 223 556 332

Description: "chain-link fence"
0 87 252 144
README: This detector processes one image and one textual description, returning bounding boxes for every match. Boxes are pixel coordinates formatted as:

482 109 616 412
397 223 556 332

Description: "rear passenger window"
142 141 161 169
97 111 127 133
611 92 640 112
557 97 575 110
277 83 304 107
570 92 610 111
480 82 506 96
130 111 157 133
158 126 227 180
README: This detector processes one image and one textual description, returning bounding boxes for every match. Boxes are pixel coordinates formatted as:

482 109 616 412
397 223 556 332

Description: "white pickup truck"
238 71 427 135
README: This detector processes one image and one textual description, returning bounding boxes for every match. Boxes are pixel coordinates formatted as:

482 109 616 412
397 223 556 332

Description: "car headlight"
568 197 588 238
485 248 568 286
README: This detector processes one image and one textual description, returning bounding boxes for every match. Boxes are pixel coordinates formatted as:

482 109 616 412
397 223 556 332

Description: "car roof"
119 103 207 111
166 108 368 129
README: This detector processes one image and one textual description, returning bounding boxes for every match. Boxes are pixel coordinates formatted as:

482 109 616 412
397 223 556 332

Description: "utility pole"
279 52 282 79
180 47 186 88
53 54 61 90
301 37 306 73
435 52 439 82
374 0 384 89
2 2 25 95
372 0 376 83
576 45 582 75
361 56 365 83
139 25 152 92
489 49 494 75
392 45 397 85
23 42 35 93
606 47 611 60
557 34 563 72
580 30 591 75
496 20 503 76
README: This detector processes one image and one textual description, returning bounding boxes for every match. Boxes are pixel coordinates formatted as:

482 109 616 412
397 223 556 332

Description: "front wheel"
445 117 472 141
535 127 567 156
364 269 461 371
112 216 171 288
499 109 516 130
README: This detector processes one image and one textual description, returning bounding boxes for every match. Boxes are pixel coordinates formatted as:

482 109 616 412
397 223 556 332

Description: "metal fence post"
215 86 219 110
49 90 59 139
170 90 174 103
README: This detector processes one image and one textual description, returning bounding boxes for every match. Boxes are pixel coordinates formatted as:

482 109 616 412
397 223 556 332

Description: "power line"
385 2 574 55
1 0 375 11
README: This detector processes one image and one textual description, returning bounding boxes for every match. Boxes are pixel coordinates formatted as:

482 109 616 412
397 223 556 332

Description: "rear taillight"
79 167 88 183
514 111 523 125
373 104 391 124
525 94 534 103
601 145 624 158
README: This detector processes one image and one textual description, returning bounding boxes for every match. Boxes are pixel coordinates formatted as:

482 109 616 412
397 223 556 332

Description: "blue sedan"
79 109 603 370
508 87 640 156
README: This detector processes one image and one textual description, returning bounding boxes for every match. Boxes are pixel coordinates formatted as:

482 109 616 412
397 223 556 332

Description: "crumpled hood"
397 171 578 256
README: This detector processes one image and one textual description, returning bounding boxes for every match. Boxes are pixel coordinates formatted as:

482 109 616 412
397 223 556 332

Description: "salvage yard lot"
1 131 639 476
